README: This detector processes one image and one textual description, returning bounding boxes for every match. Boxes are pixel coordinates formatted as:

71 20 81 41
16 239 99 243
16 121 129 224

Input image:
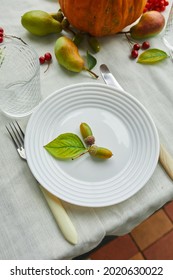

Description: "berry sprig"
131 42 150 58
39 52 52 72
0 26 28 45
125 33 150 59
143 0 169 13
0 27 52 72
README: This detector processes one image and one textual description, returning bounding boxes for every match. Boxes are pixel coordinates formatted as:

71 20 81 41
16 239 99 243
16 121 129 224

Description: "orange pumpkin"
58 0 147 37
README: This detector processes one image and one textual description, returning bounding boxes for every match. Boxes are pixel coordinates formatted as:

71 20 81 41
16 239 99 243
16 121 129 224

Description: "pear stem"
83 67 99 79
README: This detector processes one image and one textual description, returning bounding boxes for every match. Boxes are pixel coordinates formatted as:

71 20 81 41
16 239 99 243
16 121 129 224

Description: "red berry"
0 27 4 33
0 32 3 37
142 41 150 49
159 5 166 11
145 3 151 9
133 43 141 50
144 0 169 12
39 56 45 64
164 1 169 6
0 37 3 43
44 52 52 61
131 49 138 58
160 0 165 6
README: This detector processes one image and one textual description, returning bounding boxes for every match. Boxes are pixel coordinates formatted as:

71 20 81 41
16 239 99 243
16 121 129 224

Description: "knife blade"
100 64 173 181
100 64 124 91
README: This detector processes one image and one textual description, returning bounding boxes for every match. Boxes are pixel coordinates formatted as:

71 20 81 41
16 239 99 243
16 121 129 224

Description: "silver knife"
100 64 173 180
100 64 123 91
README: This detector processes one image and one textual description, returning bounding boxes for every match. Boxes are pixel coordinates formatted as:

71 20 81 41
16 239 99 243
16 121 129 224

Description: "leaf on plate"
86 51 97 70
137 48 168 64
44 133 88 159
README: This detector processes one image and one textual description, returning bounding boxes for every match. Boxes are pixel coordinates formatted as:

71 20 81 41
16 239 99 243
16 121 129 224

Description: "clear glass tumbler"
0 41 41 118
162 4 173 54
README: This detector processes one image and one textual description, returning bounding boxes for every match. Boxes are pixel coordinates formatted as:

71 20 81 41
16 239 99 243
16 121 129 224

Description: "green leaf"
86 51 97 70
137 49 168 64
44 133 88 159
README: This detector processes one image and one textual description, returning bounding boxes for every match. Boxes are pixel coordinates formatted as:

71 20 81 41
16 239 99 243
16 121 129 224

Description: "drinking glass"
0 41 41 118
162 4 173 58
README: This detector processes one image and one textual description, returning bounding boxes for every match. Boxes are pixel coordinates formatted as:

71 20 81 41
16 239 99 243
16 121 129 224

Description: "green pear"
130 11 165 39
21 10 62 36
54 36 84 72
54 36 98 78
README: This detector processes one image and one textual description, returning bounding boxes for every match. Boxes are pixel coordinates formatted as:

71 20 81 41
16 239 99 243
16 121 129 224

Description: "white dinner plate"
25 83 160 207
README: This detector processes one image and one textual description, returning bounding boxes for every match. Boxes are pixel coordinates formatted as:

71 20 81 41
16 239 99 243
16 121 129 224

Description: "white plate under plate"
25 83 160 207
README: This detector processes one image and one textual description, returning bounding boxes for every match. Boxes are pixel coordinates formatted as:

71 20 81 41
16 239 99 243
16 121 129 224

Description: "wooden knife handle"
159 143 173 180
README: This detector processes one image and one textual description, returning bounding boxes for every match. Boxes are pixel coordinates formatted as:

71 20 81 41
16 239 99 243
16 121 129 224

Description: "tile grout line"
163 204 173 223
129 233 146 260
129 205 173 259
88 204 173 260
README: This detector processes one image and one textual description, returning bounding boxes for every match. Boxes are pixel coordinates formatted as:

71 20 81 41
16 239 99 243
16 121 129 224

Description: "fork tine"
6 121 26 160
15 121 25 139
6 121 24 148
12 122 24 145
6 125 19 149
9 122 22 147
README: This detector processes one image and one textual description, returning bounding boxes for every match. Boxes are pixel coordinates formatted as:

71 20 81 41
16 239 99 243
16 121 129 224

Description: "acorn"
84 135 95 146
80 122 95 146
88 145 113 159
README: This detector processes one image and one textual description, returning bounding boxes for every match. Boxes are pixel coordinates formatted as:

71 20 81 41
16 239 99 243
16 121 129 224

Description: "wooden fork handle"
159 144 173 180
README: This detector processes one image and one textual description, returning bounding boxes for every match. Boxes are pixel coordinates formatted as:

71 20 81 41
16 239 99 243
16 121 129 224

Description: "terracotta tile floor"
88 200 173 260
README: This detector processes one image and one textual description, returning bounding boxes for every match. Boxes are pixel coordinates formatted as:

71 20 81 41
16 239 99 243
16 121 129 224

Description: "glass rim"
0 40 40 83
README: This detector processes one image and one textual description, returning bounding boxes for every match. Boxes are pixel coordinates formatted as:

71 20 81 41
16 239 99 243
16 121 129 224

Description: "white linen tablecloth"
1 0 173 259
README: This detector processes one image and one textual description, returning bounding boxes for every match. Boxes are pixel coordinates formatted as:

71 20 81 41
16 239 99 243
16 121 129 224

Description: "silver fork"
6 121 78 245
6 121 26 160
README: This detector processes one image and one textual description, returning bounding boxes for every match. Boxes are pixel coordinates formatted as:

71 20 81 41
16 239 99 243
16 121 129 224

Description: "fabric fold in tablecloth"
0 116 105 259
1 112 173 259
95 164 173 236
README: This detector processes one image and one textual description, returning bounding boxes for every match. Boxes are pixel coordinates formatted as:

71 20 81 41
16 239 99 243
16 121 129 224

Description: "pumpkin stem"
83 67 99 79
